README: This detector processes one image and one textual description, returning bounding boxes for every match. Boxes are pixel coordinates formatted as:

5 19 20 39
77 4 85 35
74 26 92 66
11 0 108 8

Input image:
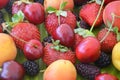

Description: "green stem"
90 0 104 32
100 13 115 43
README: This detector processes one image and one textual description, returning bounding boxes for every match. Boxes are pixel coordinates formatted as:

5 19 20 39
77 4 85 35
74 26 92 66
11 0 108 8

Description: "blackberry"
5 0 16 14
76 63 100 80
23 61 40 76
80 20 90 29
34 0 44 5
95 52 111 68
43 36 52 43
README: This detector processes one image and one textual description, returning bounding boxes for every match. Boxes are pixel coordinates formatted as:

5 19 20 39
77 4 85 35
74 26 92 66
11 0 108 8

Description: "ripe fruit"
43 43 76 66
0 60 25 80
23 39 43 60
75 36 101 63
23 3 45 25
0 33 17 66
79 2 103 27
45 11 76 35
44 0 74 11
103 1 120 31
43 60 77 80
104 0 117 5
52 24 75 47
95 73 118 80
76 63 100 80
112 42 120 71
11 22 40 50
97 28 117 53
0 0 9 9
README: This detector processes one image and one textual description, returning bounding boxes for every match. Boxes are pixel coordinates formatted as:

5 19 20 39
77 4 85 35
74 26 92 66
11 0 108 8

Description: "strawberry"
45 10 76 35
97 28 117 53
11 22 40 50
79 2 103 27
104 0 117 5
43 41 76 66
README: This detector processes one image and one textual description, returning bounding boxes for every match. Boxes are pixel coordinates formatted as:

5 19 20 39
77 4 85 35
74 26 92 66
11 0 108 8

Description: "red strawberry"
79 2 103 27
12 1 26 15
45 11 76 35
11 22 40 50
43 42 76 66
97 28 117 53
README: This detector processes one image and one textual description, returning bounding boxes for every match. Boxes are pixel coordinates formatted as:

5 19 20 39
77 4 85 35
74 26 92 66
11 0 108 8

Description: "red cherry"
0 0 9 9
0 60 25 80
95 73 118 80
52 24 75 47
23 3 45 25
23 39 43 60
75 36 101 63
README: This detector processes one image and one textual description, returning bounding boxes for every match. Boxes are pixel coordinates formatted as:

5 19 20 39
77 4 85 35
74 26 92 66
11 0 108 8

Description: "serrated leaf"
60 11 67 17
60 2 67 10
46 7 56 13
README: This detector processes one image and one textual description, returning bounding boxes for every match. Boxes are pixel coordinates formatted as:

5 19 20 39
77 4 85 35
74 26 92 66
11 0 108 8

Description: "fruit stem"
100 13 115 43
90 0 104 32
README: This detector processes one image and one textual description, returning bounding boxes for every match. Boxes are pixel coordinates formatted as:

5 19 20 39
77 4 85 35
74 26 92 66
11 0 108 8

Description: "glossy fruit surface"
23 3 45 25
52 24 75 47
0 60 25 80
0 0 9 9
76 36 101 63
23 39 43 60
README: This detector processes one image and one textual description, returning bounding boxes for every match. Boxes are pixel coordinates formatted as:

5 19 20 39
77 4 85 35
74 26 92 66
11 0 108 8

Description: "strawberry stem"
90 0 104 32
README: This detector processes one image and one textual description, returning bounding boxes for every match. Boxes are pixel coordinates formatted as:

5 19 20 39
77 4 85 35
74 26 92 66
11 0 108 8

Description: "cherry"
23 3 45 25
95 73 118 80
75 36 101 63
23 39 43 60
52 24 75 47
0 0 9 9
0 60 25 80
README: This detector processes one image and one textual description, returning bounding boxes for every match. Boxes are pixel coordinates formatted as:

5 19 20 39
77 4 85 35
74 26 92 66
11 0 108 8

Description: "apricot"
43 60 77 80
44 0 74 11
0 33 17 66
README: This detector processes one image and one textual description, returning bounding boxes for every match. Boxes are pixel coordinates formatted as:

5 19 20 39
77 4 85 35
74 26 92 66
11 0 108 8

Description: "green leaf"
12 10 24 23
60 11 67 17
46 7 57 13
113 27 120 41
96 0 102 5
60 2 67 10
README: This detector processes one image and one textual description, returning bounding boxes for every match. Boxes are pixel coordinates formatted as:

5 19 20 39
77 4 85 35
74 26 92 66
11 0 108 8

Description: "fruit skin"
12 1 26 15
95 73 118 80
23 39 43 60
97 28 117 53
11 22 40 50
104 0 117 5
23 3 45 25
75 36 101 63
79 2 103 27
44 0 74 11
0 60 25 80
23 60 39 76
45 11 76 35
0 33 17 66
112 42 120 71
76 63 100 80
103 1 120 31
52 24 75 47
43 43 76 66
0 0 9 9
43 60 77 80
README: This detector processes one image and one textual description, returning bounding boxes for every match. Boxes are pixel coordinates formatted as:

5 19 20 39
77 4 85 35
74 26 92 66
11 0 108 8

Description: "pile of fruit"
0 0 120 80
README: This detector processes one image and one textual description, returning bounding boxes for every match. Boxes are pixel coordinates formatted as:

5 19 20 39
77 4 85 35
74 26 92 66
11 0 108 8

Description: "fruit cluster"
0 0 120 80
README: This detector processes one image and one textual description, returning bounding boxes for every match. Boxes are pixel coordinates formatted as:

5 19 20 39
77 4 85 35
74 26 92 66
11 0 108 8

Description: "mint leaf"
46 7 57 13
12 10 24 23
60 2 67 10
113 27 120 41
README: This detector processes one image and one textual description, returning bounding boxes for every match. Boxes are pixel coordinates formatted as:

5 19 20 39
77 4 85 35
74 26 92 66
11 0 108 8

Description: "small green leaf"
12 10 24 23
96 0 102 5
117 33 120 41
46 7 57 13
113 27 119 34
60 2 67 10
60 11 67 17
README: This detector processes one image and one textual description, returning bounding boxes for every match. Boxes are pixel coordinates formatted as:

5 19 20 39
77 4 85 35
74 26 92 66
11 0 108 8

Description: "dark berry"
76 63 100 80
34 0 44 5
23 61 39 76
73 12 80 21
5 0 16 14
43 36 52 43
80 20 90 29
95 52 111 68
